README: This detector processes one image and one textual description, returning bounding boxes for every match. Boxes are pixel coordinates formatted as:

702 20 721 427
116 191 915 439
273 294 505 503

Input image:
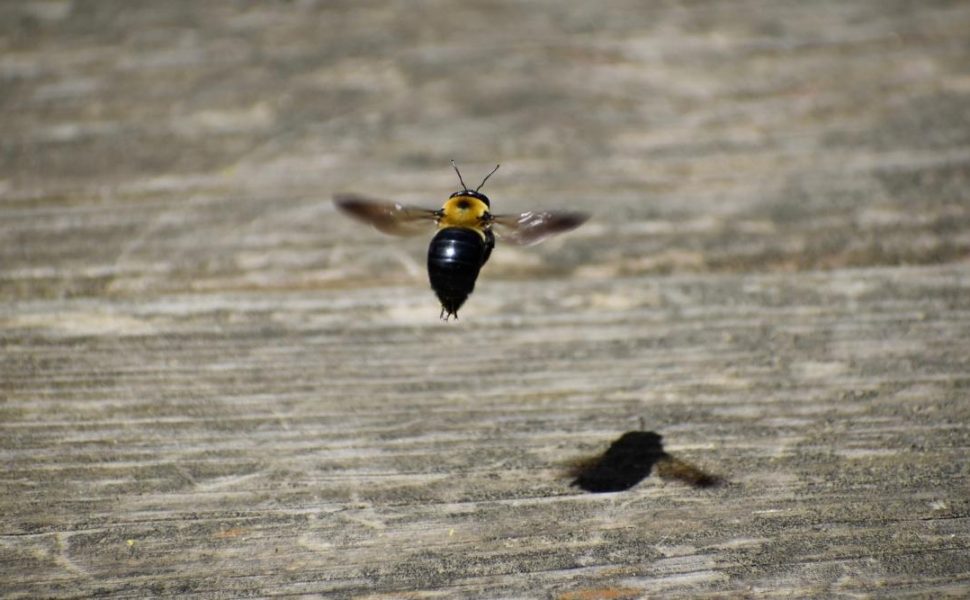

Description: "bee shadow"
567 430 722 493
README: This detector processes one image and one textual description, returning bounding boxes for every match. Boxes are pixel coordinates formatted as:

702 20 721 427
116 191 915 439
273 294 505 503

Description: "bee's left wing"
334 194 439 236
490 210 590 246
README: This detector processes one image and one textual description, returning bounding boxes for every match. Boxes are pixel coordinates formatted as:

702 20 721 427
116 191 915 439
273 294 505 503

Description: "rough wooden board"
2 1 970 597
3 267 969 597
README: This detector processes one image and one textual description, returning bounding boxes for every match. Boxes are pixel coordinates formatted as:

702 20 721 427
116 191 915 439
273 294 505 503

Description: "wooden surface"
2 1 969 597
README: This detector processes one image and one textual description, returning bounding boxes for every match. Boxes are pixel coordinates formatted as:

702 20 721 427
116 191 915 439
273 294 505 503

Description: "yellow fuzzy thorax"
438 196 490 231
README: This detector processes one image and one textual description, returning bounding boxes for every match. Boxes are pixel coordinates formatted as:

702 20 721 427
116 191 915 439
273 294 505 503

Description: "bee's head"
448 189 491 208
450 161 499 209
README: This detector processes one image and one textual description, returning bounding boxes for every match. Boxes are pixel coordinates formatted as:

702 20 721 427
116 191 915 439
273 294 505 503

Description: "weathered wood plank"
2 1 969 597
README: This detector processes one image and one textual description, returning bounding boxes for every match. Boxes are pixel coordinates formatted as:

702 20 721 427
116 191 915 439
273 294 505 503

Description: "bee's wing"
490 210 590 246
334 194 439 236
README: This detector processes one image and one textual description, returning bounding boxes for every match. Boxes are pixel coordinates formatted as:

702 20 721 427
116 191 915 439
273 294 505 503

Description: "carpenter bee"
335 162 589 320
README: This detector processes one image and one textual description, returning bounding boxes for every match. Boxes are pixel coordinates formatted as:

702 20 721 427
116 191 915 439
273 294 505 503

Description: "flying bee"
334 162 589 320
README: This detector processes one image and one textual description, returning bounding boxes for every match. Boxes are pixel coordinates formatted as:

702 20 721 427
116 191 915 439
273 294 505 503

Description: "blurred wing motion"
491 210 590 246
334 194 438 236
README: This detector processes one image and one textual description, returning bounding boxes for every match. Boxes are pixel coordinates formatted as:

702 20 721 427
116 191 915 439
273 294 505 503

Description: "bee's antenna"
451 160 469 192
475 163 501 192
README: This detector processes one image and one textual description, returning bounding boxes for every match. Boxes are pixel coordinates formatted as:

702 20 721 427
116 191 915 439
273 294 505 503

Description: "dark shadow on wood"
569 430 722 493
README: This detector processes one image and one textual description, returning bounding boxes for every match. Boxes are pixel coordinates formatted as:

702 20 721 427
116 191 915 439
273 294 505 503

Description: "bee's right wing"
334 194 439 236
490 210 590 246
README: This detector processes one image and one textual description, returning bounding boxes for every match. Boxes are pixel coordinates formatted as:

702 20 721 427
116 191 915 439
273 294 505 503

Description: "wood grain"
2 1 969 597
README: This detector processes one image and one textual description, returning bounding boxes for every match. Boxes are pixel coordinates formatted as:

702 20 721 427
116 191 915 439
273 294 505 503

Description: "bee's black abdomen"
427 228 488 319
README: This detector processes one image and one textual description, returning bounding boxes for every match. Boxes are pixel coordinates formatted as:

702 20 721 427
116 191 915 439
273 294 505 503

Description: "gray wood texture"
2 1 969 597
